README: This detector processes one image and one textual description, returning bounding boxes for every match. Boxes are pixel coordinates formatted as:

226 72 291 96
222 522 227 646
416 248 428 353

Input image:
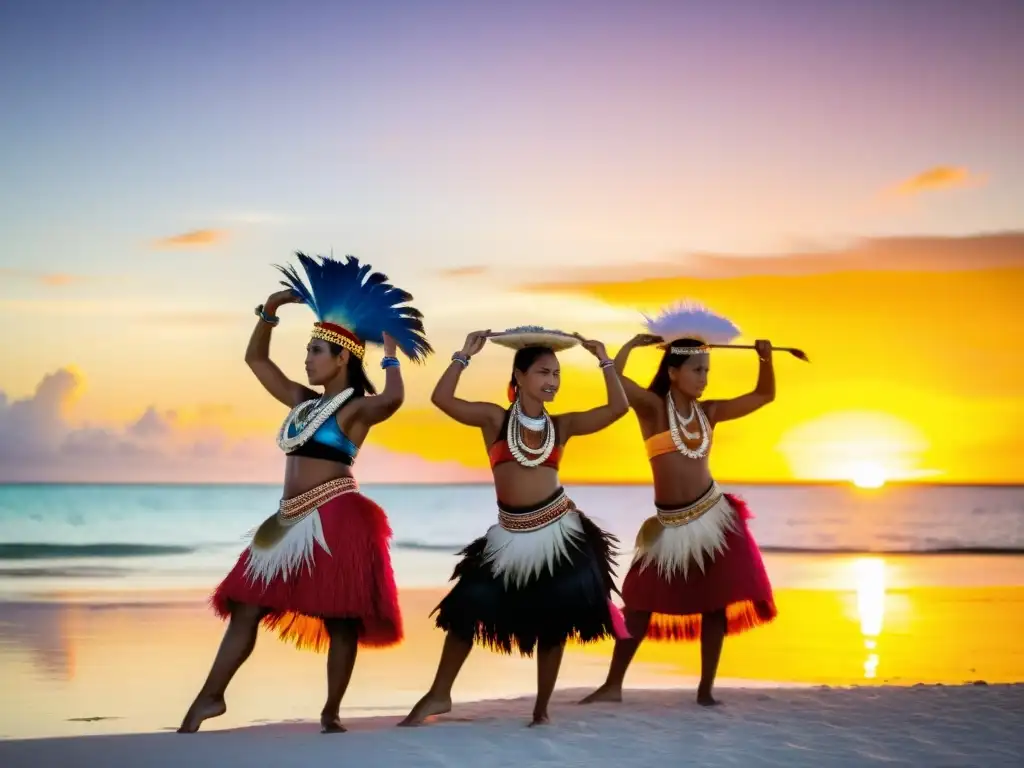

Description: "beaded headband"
669 343 711 356
311 322 365 360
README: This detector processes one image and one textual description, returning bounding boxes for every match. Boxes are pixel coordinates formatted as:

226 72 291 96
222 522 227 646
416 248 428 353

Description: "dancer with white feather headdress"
178 253 432 734
581 302 777 707
400 326 631 727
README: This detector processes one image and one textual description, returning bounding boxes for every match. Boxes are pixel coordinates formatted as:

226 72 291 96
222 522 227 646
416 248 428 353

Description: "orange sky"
368 242 1023 485
1 234 1021 485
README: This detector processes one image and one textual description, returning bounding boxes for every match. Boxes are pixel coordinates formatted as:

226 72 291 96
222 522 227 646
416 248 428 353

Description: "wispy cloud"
437 265 490 279
889 166 985 196
519 231 1024 290
152 229 228 249
0 269 93 287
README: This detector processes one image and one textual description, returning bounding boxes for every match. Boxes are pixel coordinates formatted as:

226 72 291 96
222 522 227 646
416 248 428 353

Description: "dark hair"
508 346 556 401
647 337 704 398
327 342 377 397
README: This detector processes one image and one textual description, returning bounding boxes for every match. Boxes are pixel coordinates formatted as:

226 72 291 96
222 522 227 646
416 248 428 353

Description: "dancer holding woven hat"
400 326 631 727
581 302 780 707
178 253 432 734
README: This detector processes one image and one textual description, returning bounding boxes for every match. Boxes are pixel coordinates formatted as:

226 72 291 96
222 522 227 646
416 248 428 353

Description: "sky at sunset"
1 0 1022 484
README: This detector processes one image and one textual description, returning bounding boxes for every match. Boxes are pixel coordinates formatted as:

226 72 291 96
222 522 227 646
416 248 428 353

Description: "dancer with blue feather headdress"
179 252 432 735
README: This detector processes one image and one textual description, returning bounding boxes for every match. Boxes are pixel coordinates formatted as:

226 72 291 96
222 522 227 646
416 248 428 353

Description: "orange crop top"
645 428 713 460
488 409 563 469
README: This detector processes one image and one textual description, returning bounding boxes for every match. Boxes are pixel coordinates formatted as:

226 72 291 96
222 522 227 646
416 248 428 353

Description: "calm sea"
0 483 1022 598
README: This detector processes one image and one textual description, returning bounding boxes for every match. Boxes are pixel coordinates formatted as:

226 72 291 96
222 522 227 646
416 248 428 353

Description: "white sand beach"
1 684 1021 767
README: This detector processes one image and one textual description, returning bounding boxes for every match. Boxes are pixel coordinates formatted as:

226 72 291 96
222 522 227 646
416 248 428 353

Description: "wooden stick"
708 343 810 362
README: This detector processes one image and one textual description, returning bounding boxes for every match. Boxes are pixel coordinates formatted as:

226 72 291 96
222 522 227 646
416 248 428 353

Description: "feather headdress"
643 300 740 354
276 252 433 362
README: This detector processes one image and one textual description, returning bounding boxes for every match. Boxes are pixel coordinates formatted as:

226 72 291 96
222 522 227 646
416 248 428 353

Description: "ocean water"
0 482 1022 599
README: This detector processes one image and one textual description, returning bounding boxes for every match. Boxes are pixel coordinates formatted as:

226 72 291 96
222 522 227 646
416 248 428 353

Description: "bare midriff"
649 452 714 507
282 456 355 499
492 462 562 508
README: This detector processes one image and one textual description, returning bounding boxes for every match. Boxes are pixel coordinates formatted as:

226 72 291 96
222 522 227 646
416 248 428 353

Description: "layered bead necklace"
666 393 711 459
507 398 556 467
277 388 355 451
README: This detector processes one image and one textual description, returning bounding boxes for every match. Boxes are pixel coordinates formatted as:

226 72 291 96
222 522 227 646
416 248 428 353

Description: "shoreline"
3 582 1022 739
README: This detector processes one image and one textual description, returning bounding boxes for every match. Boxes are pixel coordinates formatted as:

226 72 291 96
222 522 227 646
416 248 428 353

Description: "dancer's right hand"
460 330 491 358
265 289 302 311
629 333 663 347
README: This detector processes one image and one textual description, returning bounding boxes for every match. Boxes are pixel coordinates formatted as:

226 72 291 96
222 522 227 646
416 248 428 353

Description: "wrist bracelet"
254 304 279 326
598 359 615 369
451 352 469 367
381 356 400 369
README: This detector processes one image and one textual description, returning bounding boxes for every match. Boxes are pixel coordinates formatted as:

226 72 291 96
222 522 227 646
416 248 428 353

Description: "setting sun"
849 462 887 489
779 411 930 485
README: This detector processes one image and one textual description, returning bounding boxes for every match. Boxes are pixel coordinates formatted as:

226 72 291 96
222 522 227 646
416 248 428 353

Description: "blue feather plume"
275 252 433 362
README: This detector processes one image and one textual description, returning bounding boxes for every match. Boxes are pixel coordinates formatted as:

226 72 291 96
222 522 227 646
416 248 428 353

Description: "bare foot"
320 715 347 734
697 689 722 707
528 712 551 727
397 693 452 727
177 696 226 733
579 684 623 704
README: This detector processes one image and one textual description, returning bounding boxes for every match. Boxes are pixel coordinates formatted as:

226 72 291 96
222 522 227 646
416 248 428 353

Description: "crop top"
644 428 712 460
282 411 359 466
488 409 562 470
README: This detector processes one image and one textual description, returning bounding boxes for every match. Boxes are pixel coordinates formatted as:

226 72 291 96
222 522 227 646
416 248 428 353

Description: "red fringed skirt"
621 487 776 641
211 477 402 652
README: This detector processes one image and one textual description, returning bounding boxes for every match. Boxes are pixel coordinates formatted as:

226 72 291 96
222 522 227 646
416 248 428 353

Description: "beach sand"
1 685 1021 767
2 556 1024 764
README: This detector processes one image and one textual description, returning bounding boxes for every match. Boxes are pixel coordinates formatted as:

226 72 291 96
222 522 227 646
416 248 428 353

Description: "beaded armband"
451 352 469 367
381 356 400 369
254 304 280 326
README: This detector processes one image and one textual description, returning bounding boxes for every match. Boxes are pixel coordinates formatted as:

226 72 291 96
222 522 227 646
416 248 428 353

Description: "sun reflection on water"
853 557 887 679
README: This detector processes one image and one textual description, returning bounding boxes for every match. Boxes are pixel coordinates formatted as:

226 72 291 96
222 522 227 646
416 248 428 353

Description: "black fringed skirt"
432 487 629 656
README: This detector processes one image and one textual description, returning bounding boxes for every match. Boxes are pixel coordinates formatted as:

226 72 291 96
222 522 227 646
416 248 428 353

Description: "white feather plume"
642 300 741 345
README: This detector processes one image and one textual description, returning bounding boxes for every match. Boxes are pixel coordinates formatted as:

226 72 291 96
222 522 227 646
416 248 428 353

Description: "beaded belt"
497 491 575 533
277 477 359 525
655 482 723 527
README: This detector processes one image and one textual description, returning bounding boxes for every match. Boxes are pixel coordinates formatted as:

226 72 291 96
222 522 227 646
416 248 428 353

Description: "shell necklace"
277 388 355 451
516 409 547 431
666 393 711 459
507 398 555 467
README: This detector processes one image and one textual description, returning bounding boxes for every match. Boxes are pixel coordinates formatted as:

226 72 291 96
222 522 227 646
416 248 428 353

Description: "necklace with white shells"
666 393 711 459
507 398 556 467
277 388 355 451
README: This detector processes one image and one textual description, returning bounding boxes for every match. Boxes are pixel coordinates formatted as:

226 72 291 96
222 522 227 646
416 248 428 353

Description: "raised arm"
244 289 316 407
352 333 406 426
559 336 630 440
431 330 505 429
613 333 665 415
705 339 776 424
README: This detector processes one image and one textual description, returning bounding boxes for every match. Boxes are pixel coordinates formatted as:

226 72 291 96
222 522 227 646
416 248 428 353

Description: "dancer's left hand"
382 332 398 357
754 339 773 360
573 333 609 362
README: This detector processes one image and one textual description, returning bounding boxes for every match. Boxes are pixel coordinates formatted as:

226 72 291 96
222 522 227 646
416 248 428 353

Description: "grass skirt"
621 491 776 641
433 488 627 656
211 479 402 652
